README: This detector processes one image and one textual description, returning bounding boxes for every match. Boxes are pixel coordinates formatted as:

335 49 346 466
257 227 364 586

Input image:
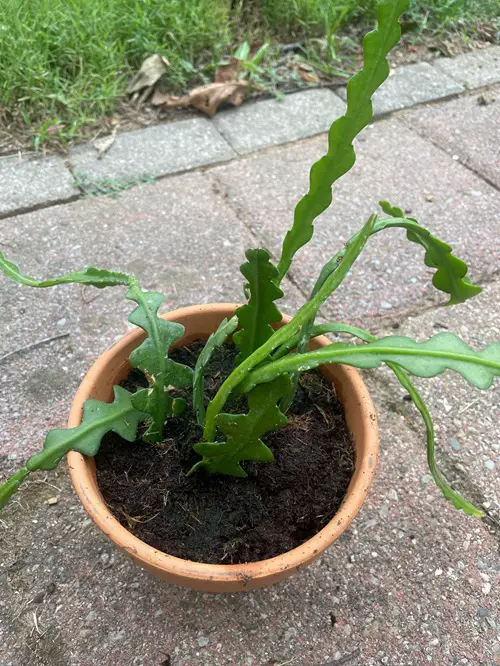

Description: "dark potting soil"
95 342 355 564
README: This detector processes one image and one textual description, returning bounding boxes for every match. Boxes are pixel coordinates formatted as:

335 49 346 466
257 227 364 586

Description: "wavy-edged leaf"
241 332 500 393
0 386 146 511
126 282 192 442
277 0 409 280
234 249 283 364
193 316 239 426
311 322 483 517
202 216 377 440
378 202 482 304
190 375 291 477
0 251 130 288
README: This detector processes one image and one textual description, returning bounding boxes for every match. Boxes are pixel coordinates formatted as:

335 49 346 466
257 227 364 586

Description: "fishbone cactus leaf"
190 375 291 477
378 201 482 304
193 315 239 425
234 249 283 364
126 283 192 442
277 0 409 280
0 386 146 511
0 251 131 288
241 333 500 393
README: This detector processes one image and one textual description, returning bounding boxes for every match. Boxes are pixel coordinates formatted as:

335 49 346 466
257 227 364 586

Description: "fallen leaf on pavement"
93 128 117 158
215 57 241 83
151 91 191 109
298 67 320 84
152 80 249 117
128 54 169 94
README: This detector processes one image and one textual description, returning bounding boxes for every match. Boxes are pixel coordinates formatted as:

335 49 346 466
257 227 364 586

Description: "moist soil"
95 341 355 564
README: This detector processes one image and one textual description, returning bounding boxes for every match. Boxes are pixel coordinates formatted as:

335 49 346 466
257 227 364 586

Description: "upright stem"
203 216 376 440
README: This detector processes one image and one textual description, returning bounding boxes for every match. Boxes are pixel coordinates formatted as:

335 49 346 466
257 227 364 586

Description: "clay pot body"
68 304 378 592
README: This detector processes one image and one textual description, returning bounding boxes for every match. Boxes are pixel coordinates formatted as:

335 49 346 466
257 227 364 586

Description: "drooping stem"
0 467 30 510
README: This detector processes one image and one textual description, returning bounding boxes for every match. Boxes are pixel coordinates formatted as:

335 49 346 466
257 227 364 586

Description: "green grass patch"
0 0 498 149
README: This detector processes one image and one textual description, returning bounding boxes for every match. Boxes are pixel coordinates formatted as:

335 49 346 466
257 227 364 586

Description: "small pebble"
449 437 461 452
283 627 297 642
381 301 392 310
197 637 209 648
484 460 495 471
379 503 389 519
477 607 490 618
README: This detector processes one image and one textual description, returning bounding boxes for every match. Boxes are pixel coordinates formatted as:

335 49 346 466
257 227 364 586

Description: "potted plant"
1 0 498 593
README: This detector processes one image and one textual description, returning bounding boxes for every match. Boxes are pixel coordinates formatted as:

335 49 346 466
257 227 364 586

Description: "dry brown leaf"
298 68 320 84
46 124 65 135
215 57 241 83
189 80 249 116
291 60 320 85
151 91 191 109
127 54 169 94
152 80 249 117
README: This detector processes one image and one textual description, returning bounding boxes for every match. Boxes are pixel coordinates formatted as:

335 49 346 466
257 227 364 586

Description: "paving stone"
337 62 463 115
69 118 235 181
403 85 500 188
434 46 500 89
0 171 302 460
213 88 345 154
0 381 497 666
0 154 77 216
213 116 500 327
375 280 500 521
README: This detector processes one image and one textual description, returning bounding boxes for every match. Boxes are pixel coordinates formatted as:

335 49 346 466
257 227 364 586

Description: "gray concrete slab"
213 115 500 327
403 85 500 188
69 118 236 182
0 77 499 666
0 171 303 462
0 381 497 666
337 62 463 116
434 46 500 89
373 280 500 521
0 154 77 216
213 88 346 155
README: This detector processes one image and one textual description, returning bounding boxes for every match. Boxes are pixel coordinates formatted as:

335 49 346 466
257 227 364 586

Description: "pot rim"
68 303 378 587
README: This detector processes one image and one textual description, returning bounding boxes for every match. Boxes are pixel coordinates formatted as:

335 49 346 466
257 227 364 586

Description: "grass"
0 0 498 149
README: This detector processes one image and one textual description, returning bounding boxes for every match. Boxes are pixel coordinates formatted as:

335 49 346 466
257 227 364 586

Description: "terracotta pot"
68 304 378 592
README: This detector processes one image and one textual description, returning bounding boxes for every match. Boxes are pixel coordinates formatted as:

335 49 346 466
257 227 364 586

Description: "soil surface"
95 342 355 564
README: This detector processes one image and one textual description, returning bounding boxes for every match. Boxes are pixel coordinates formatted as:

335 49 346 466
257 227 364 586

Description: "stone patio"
0 82 498 666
